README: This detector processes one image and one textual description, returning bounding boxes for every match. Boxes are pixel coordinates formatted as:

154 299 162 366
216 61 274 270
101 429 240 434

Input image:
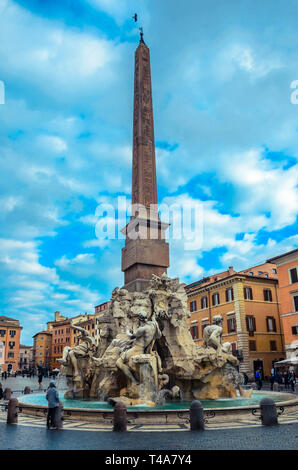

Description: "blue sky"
0 0 297 344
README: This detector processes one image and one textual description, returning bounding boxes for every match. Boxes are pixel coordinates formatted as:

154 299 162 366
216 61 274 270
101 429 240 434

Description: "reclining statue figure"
58 325 96 383
116 311 162 386
203 315 224 351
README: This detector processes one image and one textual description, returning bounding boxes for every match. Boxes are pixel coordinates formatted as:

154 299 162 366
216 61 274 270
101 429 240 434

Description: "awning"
274 357 298 366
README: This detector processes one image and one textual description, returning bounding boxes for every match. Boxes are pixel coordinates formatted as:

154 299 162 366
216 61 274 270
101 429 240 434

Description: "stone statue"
203 315 223 350
58 325 96 384
116 311 161 387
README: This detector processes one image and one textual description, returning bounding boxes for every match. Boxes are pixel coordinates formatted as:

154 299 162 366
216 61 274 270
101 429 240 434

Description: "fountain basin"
18 391 298 425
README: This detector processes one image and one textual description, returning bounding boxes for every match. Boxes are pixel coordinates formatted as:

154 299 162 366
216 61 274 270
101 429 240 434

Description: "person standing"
255 369 262 390
38 372 43 390
46 381 60 430
284 371 290 390
270 373 275 391
0 383 3 400
289 371 296 392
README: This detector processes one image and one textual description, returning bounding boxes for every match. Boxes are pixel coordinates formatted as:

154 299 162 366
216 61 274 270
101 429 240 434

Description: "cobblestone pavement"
1 403 298 432
1 419 298 450
0 375 67 394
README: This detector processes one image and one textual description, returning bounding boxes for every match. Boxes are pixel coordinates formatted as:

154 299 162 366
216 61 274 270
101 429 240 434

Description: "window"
258 271 263 275
9 330 16 337
249 340 256 351
244 287 253 300
291 325 298 335
9 342 15 349
0 330 5 337
272 268 277 274
289 267 298 284
292 295 298 312
270 340 277 351
201 297 208 309
191 325 199 339
212 293 220 306
190 300 197 313
246 315 256 336
227 317 236 333
225 288 234 302
266 317 276 332
249 272 253 276
264 289 273 302
8 352 14 358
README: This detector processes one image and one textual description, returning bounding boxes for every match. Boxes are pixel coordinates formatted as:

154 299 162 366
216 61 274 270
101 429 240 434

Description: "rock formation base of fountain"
58 274 252 404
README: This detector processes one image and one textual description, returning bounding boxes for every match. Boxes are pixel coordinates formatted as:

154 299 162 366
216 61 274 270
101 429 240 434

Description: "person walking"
289 371 296 392
284 371 290 390
0 383 3 400
255 369 262 390
270 373 275 391
46 381 60 430
38 372 43 390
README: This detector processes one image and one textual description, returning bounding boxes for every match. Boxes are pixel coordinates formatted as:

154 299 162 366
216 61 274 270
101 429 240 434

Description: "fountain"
18 33 298 424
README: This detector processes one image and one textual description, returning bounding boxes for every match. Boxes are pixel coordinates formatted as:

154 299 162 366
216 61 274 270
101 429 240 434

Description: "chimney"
228 266 235 275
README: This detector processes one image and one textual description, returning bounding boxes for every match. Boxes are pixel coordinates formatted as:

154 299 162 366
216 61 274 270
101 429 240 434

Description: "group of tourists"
269 370 296 391
255 368 296 391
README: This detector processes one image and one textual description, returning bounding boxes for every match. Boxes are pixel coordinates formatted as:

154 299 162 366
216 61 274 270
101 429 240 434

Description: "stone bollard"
7 398 18 424
53 402 64 429
260 398 278 426
24 386 31 395
3 388 12 400
113 402 127 432
190 400 205 431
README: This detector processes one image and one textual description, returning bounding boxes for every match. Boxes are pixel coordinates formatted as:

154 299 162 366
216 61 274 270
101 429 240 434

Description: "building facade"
94 302 110 345
186 266 285 377
0 341 5 373
268 249 298 359
18 344 33 371
32 331 52 371
0 316 22 373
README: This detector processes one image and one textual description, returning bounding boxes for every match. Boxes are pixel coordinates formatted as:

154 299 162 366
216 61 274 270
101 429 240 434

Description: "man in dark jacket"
46 381 60 429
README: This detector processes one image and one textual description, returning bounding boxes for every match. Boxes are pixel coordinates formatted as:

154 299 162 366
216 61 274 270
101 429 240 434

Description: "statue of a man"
116 311 161 386
58 325 96 382
203 315 223 350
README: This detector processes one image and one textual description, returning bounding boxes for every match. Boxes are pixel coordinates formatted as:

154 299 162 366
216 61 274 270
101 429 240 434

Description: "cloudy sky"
0 0 297 344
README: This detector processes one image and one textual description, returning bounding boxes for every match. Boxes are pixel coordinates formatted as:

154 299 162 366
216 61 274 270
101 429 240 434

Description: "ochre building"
186 264 285 377
0 316 22 373
32 331 52 370
268 249 298 359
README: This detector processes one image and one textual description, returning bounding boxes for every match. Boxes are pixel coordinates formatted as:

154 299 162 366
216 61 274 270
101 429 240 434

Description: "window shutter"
266 317 269 332
244 288 247 299
250 288 253 300
272 317 276 332
227 319 231 333
253 316 256 331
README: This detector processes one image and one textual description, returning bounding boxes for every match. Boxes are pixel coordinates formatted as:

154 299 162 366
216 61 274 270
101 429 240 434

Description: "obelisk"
121 32 169 292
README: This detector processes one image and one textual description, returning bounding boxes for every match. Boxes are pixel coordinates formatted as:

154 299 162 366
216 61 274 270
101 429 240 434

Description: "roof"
32 330 52 337
267 248 298 263
186 272 277 294
0 315 19 323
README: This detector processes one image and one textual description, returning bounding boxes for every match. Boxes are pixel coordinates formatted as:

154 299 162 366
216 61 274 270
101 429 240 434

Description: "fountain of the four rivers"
20 33 297 424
